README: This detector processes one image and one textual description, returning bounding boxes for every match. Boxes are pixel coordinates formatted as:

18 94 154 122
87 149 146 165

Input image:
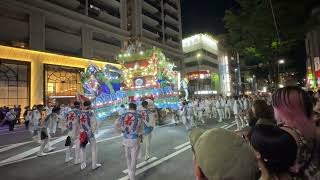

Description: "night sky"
181 0 237 36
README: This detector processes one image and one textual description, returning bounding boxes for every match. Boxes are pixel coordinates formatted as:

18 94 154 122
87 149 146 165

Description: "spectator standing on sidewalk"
189 128 258 180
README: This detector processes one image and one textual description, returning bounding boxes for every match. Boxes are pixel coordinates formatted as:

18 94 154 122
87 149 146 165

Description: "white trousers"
224 108 231 119
211 107 217 118
182 116 191 130
125 143 141 180
217 109 224 122
65 136 80 163
144 133 152 158
235 114 242 130
80 137 98 169
39 129 53 154
197 111 205 123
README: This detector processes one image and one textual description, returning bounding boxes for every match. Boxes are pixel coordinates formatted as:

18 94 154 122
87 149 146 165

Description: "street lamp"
278 59 285 88
278 59 285 64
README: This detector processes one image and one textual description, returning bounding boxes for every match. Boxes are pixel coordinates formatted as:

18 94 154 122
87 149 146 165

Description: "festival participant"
4 109 16 131
30 105 42 143
224 97 232 120
233 96 243 131
216 96 224 122
210 97 217 119
115 103 144 180
197 99 205 124
204 98 211 118
37 107 60 156
64 102 81 164
139 101 155 160
118 104 127 116
241 96 250 127
180 101 190 130
79 101 101 170
187 101 196 128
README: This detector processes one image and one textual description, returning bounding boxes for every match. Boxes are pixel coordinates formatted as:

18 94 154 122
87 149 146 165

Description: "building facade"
0 0 183 107
182 34 230 95
306 6 320 88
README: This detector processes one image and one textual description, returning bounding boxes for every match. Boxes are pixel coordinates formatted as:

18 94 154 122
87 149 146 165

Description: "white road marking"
0 141 32 153
122 157 158 174
174 142 190 150
0 136 67 164
225 123 236 129
118 145 192 180
0 134 120 167
219 124 229 128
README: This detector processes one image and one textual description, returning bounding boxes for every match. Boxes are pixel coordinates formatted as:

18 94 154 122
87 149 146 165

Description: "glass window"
0 60 30 108
44 64 83 104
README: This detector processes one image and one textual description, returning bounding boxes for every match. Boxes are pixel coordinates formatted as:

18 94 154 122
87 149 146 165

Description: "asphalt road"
0 116 237 180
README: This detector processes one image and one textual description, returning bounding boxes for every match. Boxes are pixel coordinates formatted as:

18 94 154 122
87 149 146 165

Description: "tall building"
305 6 320 88
182 34 230 95
0 0 183 107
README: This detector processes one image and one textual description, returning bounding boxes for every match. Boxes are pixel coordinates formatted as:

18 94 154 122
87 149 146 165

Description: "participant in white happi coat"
79 101 101 170
224 97 232 120
210 97 217 118
116 103 144 180
29 105 42 143
37 107 60 156
187 101 195 127
118 104 126 116
180 101 190 130
64 102 81 164
216 96 224 122
204 98 211 118
197 100 205 124
139 101 155 160
233 97 244 130
241 96 250 127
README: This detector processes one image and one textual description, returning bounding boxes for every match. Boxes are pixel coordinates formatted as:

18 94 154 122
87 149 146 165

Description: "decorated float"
80 44 180 121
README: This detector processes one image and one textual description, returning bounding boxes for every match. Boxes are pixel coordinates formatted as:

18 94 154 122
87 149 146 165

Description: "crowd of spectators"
190 86 320 180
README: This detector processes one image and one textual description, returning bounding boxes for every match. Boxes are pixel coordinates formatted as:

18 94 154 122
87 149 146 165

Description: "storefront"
0 45 120 107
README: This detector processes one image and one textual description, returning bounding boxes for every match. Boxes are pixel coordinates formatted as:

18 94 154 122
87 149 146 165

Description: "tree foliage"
223 0 319 83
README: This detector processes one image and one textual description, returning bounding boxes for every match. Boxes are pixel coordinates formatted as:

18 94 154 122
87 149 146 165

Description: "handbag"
65 136 71 146
80 132 88 148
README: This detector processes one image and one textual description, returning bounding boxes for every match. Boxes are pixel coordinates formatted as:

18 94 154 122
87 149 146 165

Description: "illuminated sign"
182 34 218 54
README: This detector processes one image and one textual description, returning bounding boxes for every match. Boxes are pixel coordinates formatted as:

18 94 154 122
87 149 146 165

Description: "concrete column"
161 0 165 43
81 25 92 58
131 0 142 38
177 0 183 49
29 11 45 51
30 60 44 105
120 0 128 31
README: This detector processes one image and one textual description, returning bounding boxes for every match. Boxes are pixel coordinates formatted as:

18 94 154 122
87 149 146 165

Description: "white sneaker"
144 155 150 161
37 152 47 157
46 147 55 152
74 160 81 165
80 163 86 170
92 163 102 170
65 157 73 163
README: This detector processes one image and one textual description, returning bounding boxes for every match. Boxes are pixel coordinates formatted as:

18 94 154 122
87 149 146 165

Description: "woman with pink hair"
272 86 320 179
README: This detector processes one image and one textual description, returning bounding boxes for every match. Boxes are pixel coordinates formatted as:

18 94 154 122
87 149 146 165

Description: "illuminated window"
44 64 83 103
0 60 30 108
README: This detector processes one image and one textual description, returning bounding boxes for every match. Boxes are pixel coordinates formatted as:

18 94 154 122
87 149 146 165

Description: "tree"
223 0 318 88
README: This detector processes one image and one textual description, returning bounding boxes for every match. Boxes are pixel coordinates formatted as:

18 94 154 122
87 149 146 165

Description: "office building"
0 0 183 107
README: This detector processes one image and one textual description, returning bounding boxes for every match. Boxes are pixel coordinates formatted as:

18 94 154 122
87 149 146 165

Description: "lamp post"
278 59 285 87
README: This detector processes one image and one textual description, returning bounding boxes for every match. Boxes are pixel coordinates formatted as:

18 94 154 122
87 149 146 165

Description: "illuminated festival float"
80 45 180 121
